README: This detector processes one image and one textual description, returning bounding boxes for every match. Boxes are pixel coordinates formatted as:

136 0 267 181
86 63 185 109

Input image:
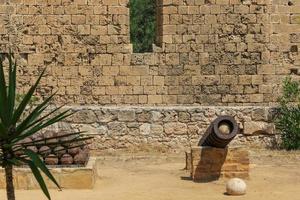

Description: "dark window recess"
290 45 298 52
130 0 156 53
290 68 299 75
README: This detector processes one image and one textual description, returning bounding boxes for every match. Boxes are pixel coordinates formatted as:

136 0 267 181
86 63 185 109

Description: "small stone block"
190 146 249 182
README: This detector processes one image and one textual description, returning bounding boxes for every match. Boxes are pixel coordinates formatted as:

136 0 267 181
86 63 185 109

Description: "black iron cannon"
198 115 239 148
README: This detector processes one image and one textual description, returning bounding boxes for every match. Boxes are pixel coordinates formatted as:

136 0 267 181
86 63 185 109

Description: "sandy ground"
0 149 299 200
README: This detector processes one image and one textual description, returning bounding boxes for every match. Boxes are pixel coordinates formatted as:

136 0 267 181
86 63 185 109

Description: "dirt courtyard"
0 149 299 200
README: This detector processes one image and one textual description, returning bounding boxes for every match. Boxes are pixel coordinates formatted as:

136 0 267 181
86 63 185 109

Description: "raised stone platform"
187 147 249 182
0 157 96 189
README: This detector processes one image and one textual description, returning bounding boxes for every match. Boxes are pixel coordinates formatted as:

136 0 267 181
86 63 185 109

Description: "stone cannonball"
19 138 32 144
27 146 38 153
226 178 247 196
45 154 59 165
68 147 81 156
74 150 88 165
39 146 51 157
54 146 66 158
60 154 74 165
218 122 231 135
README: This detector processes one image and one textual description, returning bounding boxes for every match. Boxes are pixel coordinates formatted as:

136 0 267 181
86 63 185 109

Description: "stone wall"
0 0 300 105
0 0 297 149
47 106 277 151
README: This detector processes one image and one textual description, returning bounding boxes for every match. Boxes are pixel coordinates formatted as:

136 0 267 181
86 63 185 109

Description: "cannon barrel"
198 115 239 148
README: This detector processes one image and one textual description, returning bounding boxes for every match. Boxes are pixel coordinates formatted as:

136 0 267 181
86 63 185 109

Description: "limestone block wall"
0 0 132 104
156 0 300 105
0 0 300 105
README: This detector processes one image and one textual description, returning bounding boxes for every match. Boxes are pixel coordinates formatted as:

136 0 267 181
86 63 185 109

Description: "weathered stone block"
118 110 136 122
72 110 97 124
243 121 275 135
164 122 187 135
190 147 249 182
0 157 96 190
28 54 44 65
60 169 94 189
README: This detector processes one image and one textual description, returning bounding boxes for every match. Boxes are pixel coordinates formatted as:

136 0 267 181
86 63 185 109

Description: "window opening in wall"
130 0 156 53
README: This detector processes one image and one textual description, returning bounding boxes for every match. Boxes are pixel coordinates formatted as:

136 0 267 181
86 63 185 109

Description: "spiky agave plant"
0 52 92 200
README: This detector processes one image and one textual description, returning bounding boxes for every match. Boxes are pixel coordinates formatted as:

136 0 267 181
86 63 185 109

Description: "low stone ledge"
45 106 277 151
0 157 96 190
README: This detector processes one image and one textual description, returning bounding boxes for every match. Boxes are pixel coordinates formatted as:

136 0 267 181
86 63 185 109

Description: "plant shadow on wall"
130 0 156 53
275 77 300 150
0 52 92 200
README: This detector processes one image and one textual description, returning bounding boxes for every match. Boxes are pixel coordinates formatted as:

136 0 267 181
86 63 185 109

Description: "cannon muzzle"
198 115 239 148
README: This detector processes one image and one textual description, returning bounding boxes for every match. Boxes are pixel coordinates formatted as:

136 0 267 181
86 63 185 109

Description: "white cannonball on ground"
218 122 231 135
226 178 247 196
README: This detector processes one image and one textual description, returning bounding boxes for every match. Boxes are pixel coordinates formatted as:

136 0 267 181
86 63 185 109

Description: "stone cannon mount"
186 116 249 182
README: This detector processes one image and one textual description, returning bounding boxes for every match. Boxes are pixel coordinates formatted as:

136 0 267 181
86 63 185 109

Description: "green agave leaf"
0 122 7 137
7 52 16 122
12 109 73 143
0 54 9 126
24 105 65 131
12 68 46 125
7 158 22 166
36 109 73 128
23 137 92 155
37 136 93 150
16 131 85 146
24 149 61 190
13 142 91 160
0 153 3 159
23 159 51 200
16 92 56 135
38 142 91 156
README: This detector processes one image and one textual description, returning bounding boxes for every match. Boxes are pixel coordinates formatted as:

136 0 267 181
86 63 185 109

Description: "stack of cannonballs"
18 130 89 166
